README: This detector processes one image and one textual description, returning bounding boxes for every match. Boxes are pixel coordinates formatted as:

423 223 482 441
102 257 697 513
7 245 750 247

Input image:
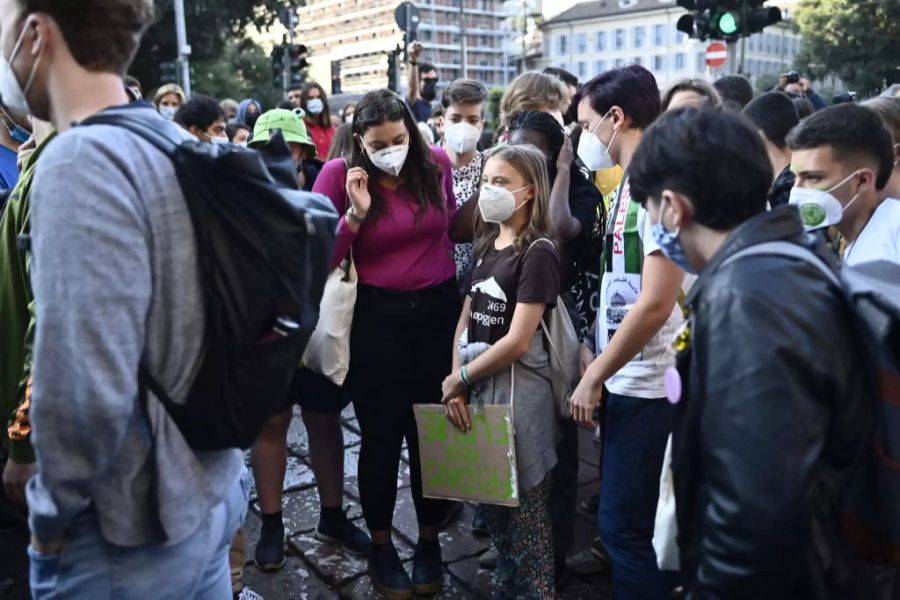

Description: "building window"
653 55 664 71
696 52 705 72
633 26 645 49
614 58 625 68
673 25 687 44
594 59 607 73
675 52 685 70
577 33 588 54
595 31 607 52
559 34 568 56
578 61 587 78
615 28 626 50
633 56 642 66
559 62 568 71
653 24 666 46
544 36 551 57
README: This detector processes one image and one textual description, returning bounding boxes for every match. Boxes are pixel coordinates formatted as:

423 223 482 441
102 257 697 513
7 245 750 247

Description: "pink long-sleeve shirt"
312 146 458 291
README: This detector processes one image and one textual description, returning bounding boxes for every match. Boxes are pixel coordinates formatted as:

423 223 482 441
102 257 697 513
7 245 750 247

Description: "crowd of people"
1 1 900 600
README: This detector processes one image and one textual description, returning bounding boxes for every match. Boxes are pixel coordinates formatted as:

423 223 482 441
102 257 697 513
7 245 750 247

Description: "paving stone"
338 568 469 599
342 446 409 488
446 555 498 599
249 455 317 501
241 555 337 600
388 486 419 547
289 532 413 587
557 573 614 600
577 425 603 468
243 510 263 561
577 459 600 486
437 505 491 563
287 413 310 457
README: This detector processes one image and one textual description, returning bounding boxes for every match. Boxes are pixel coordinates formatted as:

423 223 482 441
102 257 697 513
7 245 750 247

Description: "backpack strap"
721 241 841 287
79 111 182 156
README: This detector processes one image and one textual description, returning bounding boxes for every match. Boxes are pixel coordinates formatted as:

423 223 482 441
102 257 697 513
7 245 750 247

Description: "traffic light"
160 61 177 84
331 60 342 95
287 44 309 86
387 51 398 92
271 45 285 88
677 0 781 41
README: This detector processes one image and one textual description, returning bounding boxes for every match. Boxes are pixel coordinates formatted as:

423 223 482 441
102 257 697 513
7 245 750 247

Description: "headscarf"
236 99 263 128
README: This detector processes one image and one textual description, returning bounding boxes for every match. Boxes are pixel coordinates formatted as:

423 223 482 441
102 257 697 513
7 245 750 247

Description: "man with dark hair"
787 103 900 265
544 67 579 95
629 106 876 598
287 84 303 108
570 65 688 599
742 91 800 208
0 0 247 596
436 78 488 294
175 94 227 142
406 41 439 122
713 74 753 109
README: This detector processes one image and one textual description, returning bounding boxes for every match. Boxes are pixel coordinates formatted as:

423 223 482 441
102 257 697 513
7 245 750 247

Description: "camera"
784 71 801 84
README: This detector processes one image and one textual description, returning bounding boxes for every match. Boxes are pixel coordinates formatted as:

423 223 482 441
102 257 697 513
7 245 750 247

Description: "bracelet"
345 207 366 225
460 366 472 387
409 60 418 66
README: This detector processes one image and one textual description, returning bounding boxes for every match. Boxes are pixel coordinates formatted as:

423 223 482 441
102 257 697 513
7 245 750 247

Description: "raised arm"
406 42 422 106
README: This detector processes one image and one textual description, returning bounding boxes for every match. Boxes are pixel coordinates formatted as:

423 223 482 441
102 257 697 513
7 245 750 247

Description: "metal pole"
460 0 468 79
738 0 747 74
174 0 191 96
282 34 291 94
521 0 527 73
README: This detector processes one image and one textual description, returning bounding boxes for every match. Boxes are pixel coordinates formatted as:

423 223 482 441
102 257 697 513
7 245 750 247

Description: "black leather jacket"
672 207 875 599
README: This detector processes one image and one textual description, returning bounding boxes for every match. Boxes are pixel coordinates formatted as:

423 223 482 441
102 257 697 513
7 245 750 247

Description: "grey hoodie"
26 106 243 546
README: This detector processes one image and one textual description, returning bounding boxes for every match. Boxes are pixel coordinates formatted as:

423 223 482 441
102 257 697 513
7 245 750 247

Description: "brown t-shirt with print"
468 239 560 345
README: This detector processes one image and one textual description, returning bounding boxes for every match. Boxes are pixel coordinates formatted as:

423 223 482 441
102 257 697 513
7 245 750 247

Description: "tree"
190 40 283 108
131 0 286 100
755 73 779 95
794 0 900 96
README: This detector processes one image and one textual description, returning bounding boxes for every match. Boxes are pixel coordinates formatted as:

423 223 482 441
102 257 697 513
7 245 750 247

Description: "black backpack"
83 111 338 450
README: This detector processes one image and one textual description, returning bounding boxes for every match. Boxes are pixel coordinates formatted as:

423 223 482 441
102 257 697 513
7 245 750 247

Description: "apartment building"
296 0 514 94
540 0 803 90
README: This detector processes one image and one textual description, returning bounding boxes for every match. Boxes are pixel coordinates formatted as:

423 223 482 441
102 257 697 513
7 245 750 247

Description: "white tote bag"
301 258 357 386
653 434 681 571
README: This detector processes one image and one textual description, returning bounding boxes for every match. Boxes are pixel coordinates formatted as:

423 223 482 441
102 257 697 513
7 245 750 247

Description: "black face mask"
245 112 260 129
421 80 438 102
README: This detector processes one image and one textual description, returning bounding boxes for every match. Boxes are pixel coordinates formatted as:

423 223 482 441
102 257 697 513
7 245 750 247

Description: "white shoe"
234 587 264 600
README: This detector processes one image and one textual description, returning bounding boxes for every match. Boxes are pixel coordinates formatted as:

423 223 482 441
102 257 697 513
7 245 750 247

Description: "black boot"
368 543 412 600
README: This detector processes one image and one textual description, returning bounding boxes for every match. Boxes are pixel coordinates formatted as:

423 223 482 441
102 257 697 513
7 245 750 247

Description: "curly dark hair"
350 89 445 221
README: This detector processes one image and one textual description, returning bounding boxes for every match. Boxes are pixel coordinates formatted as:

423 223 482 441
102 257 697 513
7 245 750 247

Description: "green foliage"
131 0 285 101
754 73 779 95
488 86 505 131
794 0 900 96
191 41 283 108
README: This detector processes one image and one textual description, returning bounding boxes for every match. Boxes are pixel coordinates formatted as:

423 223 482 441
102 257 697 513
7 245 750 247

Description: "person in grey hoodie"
0 1 246 598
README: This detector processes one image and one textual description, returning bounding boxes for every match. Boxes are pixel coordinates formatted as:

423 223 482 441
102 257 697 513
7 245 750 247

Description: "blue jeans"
598 393 674 600
29 466 250 599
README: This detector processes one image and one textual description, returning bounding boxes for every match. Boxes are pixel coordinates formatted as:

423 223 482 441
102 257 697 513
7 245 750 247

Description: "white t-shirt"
844 197 900 267
601 204 692 399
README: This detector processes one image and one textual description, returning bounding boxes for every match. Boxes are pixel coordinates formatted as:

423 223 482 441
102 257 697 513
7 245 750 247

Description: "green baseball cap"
249 108 317 158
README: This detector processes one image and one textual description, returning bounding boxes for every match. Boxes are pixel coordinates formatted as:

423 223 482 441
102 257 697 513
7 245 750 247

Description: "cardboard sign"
413 404 519 507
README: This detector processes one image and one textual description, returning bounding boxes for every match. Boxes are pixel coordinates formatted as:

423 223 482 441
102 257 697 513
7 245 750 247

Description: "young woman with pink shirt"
311 89 460 600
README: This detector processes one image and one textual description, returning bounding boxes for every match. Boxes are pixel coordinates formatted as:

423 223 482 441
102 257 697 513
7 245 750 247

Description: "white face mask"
365 142 409 177
344 113 354 124
235 141 248 148
788 170 861 231
444 122 481 154
577 110 619 172
306 98 324 115
478 184 530 224
212 135 229 144
159 105 178 121
0 20 42 115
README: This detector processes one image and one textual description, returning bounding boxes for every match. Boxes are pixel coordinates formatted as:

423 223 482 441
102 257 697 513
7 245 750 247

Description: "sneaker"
590 537 611 567
254 521 285 572
411 539 442 595
470 505 489 538
368 543 413 600
315 508 371 556
234 587 264 600
478 546 498 570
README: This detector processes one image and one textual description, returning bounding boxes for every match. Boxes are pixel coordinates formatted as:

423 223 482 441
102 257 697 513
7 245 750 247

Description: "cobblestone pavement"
240 406 612 599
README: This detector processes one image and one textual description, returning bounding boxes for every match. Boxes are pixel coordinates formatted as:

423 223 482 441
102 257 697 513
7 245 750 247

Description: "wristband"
460 366 472 387
345 206 366 225
409 60 418 66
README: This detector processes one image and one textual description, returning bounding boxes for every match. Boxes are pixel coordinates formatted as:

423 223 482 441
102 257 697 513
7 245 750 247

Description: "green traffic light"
719 11 739 34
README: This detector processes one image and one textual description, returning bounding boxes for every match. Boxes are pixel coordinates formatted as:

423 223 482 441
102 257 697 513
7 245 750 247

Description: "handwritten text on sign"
413 404 519 507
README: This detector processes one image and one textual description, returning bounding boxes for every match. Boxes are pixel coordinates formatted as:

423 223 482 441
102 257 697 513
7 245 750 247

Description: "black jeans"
348 278 461 533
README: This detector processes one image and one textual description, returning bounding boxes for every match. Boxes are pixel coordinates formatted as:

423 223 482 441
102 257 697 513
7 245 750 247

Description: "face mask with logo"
365 142 409 177
306 98 324 115
577 110 619 172
444 122 481 154
478 184 530 224
0 20 42 115
788 170 861 231
651 200 697 274
159 105 178 121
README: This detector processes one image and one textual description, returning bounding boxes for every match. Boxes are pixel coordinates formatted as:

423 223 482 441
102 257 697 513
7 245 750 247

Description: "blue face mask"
1 110 30 143
650 202 696 274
